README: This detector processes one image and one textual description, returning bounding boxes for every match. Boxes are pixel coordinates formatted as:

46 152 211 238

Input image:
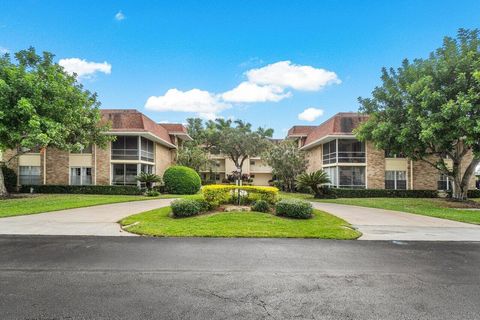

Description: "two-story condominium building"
200 155 274 186
287 112 476 191
2 109 191 187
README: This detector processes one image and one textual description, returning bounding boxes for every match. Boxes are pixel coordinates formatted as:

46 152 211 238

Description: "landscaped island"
119 185 361 239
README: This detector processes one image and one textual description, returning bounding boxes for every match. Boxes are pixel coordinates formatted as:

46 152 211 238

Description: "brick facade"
45 148 69 184
306 146 322 173
366 142 385 189
155 143 175 176
95 144 111 185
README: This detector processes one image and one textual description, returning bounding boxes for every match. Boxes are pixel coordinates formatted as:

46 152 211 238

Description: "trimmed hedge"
251 200 270 213
163 166 201 195
19 184 143 195
275 199 312 219
171 199 201 217
333 188 438 198
202 185 279 207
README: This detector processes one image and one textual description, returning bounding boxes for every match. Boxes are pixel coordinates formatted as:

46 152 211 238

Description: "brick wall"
95 144 111 185
45 148 69 184
306 145 322 172
366 141 385 189
155 143 174 176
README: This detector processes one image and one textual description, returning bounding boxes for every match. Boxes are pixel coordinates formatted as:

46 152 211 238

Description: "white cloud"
145 88 230 119
115 11 125 21
222 81 291 103
0 46 8 54
59 58 111 78
298 107 324 122
246 60 340 91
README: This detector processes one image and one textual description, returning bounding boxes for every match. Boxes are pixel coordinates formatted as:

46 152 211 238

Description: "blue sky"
1 1 479 137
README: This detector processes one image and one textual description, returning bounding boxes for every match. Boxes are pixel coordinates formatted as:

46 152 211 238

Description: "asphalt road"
0 236 479 320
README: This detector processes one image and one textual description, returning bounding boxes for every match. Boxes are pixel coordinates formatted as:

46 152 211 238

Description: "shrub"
136 172 162 190
145 190 160 197
193 196 215 212
251 200 270 213
202 185 279 207
163 166 201 195
275 199 312 219
316 185 337 199
334 188 438 198
295 170 331 198
1 166 17 192
171 199 201 217
467 189 480 198
18 184 142 195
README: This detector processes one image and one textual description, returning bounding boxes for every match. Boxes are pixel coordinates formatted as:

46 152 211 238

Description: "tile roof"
286 125 317 137
158 123 188 134
100 109 176 147
302 113 368 148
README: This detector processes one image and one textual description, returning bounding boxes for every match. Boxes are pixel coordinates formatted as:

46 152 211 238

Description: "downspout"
410 160 413 190
94 145 97 185
43 149 46 185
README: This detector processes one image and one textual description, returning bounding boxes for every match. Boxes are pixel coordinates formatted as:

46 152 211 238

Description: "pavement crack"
194 288 275 319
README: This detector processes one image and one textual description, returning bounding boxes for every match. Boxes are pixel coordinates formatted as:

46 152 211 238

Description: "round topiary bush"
163 166 201 195
251 200 270 213
171 199 201 217
275 199 312 219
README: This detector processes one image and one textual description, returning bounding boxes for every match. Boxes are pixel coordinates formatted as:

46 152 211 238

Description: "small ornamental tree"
0 47 112 196
263 140 308 192
209 119 273 185
356 29 480 200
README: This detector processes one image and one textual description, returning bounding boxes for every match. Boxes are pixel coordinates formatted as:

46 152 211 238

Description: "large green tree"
263 139 308 192
356 29 480 200
176 144 211 173
208 119 273 184
184 117 273 184
0 47 112 195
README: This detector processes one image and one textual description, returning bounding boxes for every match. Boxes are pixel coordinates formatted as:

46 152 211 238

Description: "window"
323 166 337 186
338 139 365 163
71 145 92 154
250 160 256 166
19 166 41 185
112 163 138 185
250 174 255 178
385 150 405 158
322 140 337 164
438 174 452 191
385 171 407 190
140 137 154 162
140 164 154 174
70 167 92 185
111 136 139 160
338 166 365 188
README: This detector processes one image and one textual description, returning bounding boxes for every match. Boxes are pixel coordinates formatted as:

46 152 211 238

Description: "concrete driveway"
312 202 480 241
0 198 174 236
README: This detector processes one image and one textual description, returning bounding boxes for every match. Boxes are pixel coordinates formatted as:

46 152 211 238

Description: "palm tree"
295 170 331 198
136 172 163 190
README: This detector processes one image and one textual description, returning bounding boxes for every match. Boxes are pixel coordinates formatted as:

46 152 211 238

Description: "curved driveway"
0 198 174 236
312 202 480 241
0 198 479 240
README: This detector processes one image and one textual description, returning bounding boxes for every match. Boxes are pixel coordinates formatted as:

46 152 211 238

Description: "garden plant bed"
119 206 361 239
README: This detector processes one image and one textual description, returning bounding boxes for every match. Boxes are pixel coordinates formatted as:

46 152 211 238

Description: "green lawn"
0 194 187 218
120 207 361 239
279 192 480 225
319 198 480 225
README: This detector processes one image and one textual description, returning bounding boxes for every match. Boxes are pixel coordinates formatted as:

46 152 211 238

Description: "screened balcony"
111 136 155 162
322 139 365 165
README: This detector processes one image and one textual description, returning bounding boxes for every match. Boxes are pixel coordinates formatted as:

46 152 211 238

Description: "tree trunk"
0 167 8 197
451 158 479 201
